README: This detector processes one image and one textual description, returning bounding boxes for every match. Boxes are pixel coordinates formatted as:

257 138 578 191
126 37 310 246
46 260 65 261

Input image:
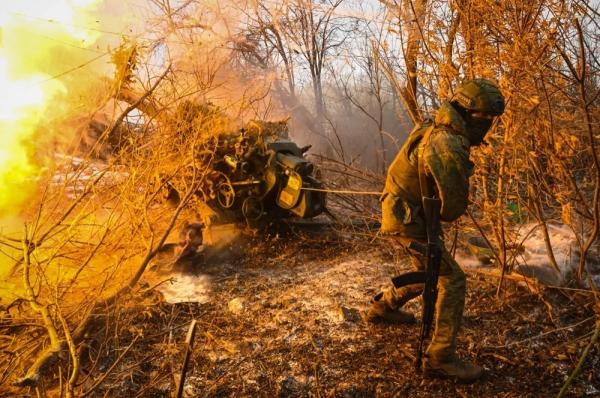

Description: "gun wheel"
216 180 235 209
242 196 264 222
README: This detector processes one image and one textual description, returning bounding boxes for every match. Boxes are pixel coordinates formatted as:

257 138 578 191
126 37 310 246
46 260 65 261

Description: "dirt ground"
66 222 599 398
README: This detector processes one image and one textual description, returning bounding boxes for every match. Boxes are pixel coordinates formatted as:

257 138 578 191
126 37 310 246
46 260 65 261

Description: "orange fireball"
0 0 101 214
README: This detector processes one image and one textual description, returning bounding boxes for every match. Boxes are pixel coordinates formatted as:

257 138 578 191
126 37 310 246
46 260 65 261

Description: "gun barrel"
276 152 314 175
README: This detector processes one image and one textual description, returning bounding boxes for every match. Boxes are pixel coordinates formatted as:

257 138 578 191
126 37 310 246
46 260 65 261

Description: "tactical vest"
380 120 434 238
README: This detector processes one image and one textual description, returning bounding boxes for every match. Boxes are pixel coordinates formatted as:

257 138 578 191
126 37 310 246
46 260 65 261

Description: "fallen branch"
175 319 198 398
468 267 542 294
489 316 595 349
556 320 600 398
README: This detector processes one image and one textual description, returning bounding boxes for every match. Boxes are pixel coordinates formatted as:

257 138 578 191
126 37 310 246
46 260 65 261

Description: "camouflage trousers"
381 236 466 361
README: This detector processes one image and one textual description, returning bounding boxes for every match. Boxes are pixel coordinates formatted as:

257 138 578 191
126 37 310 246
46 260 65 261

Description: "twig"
490 316 595 349
175 319 198 398
466 209 504 268
8 170 107 277
207 357 248 393
56 307 78 398
556 320 600 398
81 335 140 396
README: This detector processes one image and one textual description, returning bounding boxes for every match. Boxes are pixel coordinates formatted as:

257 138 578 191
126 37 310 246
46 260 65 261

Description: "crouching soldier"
366 79 505 382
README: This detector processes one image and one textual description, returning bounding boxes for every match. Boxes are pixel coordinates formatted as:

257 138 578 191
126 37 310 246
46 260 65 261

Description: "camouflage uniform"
374 79 505 377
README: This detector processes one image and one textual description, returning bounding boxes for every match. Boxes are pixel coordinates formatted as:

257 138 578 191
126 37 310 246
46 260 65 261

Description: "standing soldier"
366 79 505 382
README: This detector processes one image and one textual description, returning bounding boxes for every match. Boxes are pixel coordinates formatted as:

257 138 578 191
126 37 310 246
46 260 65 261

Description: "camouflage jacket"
380 101 474 238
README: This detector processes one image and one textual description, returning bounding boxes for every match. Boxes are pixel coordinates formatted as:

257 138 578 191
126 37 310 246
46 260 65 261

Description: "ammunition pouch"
380 192 426 238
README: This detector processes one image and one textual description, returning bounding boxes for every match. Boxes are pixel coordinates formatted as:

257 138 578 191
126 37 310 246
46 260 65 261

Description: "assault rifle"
390 196 442 370
415 197 442 369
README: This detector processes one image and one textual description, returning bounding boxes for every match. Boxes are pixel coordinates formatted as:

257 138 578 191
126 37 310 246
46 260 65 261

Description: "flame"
0 1 101 214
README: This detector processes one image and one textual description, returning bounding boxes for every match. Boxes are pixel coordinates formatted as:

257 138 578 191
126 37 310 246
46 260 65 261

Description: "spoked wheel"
216 179 235 209
242 196 264 222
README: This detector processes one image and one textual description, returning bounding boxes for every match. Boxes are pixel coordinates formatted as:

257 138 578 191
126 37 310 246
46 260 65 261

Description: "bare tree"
240 0 352 156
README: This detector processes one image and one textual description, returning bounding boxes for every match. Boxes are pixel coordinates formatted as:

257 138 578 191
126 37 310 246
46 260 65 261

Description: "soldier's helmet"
451 79 504 145
451 79 505 117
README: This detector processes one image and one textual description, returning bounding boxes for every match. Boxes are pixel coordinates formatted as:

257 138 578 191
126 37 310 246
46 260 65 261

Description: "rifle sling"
417 125 435 203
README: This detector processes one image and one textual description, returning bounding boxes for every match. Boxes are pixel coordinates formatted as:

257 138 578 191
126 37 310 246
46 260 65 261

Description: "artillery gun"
163 119 326 229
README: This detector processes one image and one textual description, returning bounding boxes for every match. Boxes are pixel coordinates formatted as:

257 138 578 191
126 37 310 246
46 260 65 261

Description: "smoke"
101 0 409 173
286 84 410 172
145 0 280 126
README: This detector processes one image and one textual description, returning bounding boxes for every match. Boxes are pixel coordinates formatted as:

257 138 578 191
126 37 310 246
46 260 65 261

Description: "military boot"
364 296 416 324
424 357 484 383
